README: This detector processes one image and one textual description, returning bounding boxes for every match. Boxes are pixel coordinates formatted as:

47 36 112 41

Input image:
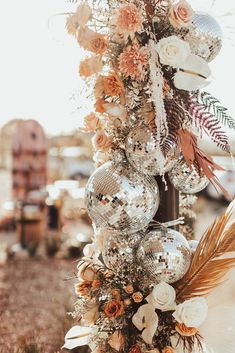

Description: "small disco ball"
85 161 160 234
137 228 191 284
188 240 199 254
125 124 180 176
185 13 223 62
168 158 209 194
102 233 141 271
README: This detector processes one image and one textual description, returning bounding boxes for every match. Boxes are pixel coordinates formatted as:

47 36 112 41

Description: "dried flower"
78 263 97 282
112 288 121 300
82 303 99 325
94 75 105 99
119 44 149 81
83 113 102 132
92 279 102 289
129 345 142 353
108 331 125 351
124 284 134 294
175 322 198 337
103 103 127 121
132 292 144 303
95 99 107 113
79 56 103 77
114 4 142 40
103 72 125 97
66 14 80 36
169 0 194 28
162 347 175 353
92 130 112 151
104 300 124 318
76 2 92 27
75 281 90 297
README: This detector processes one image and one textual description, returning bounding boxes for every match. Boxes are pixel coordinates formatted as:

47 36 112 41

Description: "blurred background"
0 0 235 352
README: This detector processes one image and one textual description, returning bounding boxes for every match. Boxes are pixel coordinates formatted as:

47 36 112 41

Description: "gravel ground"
0 250 77 353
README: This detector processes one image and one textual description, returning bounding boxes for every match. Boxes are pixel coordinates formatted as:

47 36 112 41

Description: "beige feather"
175 208 235 301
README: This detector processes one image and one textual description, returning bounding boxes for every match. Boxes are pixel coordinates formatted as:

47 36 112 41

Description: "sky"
0 0 235 135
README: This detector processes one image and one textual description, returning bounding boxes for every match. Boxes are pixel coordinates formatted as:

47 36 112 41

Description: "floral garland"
63 1 235 353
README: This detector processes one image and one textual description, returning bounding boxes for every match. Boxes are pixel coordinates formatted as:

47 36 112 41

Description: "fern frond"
195 91 235 130
189 98 230 153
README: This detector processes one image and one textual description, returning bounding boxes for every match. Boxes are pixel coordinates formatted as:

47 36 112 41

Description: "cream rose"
156 36 190 68
92 130 112 151
169 0 194 29
76 2 92 28
173 297 208 328
146 282 176 311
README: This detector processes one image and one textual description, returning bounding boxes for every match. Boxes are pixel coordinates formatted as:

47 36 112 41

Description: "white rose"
156 35 190 68
173 297 208 328
146 282 176 311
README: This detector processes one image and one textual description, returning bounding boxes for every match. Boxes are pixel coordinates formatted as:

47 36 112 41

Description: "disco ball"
125 124 180 176
137 228 191 284
85 161 160 234
168 158 209 194
102 233 141 271
188 240 199 254
185 13 223 62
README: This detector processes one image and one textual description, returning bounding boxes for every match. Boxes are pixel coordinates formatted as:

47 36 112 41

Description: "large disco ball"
137 228 191 284
102 233 141 272
168 158 209 194
85 161 160 234
185 13 223 62
125 124 180 176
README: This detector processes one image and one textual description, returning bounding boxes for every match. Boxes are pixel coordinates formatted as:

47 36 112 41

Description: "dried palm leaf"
178 129 230 199
176 206 235 301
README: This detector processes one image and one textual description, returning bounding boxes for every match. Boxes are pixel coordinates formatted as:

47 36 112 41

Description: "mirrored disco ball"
188 240 199 254
85 161 160 234
168 158 209 194
185 13 223 62
102 233 141 271
137 228 191 284
125 124 180 176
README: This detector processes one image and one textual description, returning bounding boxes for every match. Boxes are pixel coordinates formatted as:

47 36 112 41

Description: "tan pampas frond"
176 205 235 302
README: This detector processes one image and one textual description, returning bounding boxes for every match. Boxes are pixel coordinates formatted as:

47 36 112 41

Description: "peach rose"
132 292 143 303
103 72 125 97
92 130 112 151
79 56 103 77
162 347 175 353
104 300 124 318
75 280 90 297
124 298 132 307
83 113 102 132
108 331 125 351
169 0 194 28
124 284 134 294
77 27 108 55
95 98 107 113
175 323 198 337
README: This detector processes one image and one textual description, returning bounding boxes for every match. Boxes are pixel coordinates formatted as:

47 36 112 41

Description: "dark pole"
154 174 179 228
